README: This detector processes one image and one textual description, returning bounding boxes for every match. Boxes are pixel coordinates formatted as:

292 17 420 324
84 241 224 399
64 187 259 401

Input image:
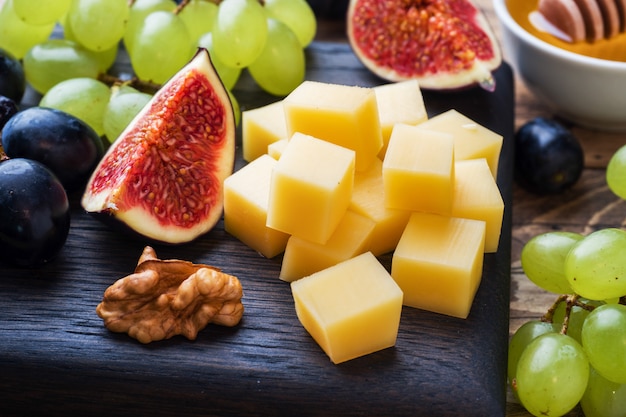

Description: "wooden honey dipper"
538 0 626 42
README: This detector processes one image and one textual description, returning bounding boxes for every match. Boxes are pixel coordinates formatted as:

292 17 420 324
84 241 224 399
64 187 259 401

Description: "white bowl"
493 0 626 132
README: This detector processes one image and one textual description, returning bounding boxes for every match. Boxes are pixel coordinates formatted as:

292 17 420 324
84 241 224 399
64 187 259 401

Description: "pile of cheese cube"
223 79 504 364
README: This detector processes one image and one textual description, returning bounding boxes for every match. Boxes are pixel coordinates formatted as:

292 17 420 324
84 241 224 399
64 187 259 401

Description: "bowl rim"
492 0 626 69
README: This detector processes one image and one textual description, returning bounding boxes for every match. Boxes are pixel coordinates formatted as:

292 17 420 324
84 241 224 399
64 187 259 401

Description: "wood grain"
0 41 514 416
2 0 623 414
476 0 626 415
318 2 626 416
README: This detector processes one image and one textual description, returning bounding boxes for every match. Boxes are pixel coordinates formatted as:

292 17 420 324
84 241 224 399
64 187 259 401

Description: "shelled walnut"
96 246 244 344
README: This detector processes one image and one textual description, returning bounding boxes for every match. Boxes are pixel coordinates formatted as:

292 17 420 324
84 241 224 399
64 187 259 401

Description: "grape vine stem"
98 73 162 95
541 293 626 335
127 0 264 13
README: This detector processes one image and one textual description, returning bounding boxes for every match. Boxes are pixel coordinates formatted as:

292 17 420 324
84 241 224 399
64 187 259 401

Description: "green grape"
212 0 268 68
263 0 317 47
551 298 603 343
40 78 111 137
87 44 118 73
67 0 129 52
123 0 176 55
0 0 55 59
607 144 626 200
581 303 626 384
580 366 626 417
515 332 589 417
564 228 626 300
13 0 71 25
103 85 152 143
520 231 582 294
23 39 101 94
61 18 118 72
507 320 556 397
248 18 305 96
178 0 218 45
197 33 241 90
130 10 194 85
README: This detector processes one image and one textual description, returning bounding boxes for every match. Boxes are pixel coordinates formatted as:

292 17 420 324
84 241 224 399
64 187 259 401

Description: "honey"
506 0 626 62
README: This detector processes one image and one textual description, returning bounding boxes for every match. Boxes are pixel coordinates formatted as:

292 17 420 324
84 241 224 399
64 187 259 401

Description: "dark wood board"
0 42 514 417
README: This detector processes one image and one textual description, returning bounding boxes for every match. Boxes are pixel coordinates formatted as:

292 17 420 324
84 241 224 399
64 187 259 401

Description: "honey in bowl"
506 0 626 62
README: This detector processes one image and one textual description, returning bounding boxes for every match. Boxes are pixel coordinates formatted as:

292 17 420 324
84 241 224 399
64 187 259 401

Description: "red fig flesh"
347 0 502 90
81 49 235 244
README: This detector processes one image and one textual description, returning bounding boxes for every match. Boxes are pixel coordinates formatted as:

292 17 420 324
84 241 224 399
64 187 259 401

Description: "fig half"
81 48 236 244
347 0 502 90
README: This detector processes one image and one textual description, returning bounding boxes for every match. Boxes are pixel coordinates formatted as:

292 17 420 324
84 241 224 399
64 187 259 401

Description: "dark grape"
0 48 26 103
0 158 70 267
1 107 105 194
0 95 18 130
514 117 584 195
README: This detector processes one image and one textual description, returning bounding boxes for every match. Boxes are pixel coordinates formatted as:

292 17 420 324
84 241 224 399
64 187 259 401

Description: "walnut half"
96 246 244 344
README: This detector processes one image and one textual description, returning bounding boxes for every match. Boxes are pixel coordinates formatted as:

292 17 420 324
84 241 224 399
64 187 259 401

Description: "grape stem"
172 0 227 15
541 294 572 335
541 294 626 335
127 0 223 13
98 73 162 95
172 0 263 14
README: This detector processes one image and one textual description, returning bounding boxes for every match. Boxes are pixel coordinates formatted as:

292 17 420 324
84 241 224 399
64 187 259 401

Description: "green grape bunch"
0 0 316 142
512 162 626 417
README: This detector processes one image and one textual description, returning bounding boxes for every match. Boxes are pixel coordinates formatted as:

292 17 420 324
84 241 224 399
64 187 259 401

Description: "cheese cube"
223 155 289 258
267 138 289 159
266 132 355 244
391 212 486 319
382 124 454 214
283 80 382 171
349 158 411 256
452 159 504 253
242 101 287 162
373 80 428 159
279 210 376 282
417 109 503 178
291 251 404 364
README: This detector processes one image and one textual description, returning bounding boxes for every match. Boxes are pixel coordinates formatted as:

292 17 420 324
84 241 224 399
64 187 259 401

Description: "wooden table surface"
479 1 625 415
319 2 626 416
2 0 621 415
479 1 625 416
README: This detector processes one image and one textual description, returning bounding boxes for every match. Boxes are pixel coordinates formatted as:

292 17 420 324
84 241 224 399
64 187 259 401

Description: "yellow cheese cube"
223 155 290 258
373 80 428 159
382 124 454 214
279 210 376 282
349 158 411 256
417 109 503 178
267 138 289 159
391 212 486 319
452 159 504 253
242 100 287 162
266 132 355 244
291 251 404 364
283 80 382 171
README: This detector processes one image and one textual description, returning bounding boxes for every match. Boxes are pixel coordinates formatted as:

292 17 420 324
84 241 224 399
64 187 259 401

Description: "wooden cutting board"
0 41 514 417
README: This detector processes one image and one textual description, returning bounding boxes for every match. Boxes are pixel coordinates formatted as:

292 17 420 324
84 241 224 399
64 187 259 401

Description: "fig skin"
81 48 236 245
346 0 502 90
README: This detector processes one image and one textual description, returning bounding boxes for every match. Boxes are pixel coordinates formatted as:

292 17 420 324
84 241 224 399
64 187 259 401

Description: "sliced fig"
81 48 236 244
346 0 502 90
